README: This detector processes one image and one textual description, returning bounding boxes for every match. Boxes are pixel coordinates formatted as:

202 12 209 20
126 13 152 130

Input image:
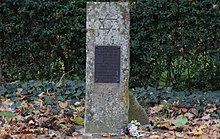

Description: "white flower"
129 125 139 137
130 120 141 126
129 124 138 132
122 120 145 137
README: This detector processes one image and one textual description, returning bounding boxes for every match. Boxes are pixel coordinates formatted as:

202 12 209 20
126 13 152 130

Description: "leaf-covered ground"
0 81 219 138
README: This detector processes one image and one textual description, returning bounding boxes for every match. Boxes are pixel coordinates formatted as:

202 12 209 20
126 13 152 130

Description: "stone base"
128 92 149 125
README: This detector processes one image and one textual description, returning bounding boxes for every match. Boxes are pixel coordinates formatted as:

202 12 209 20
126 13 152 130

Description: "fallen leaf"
172 101 179 107
148 134 160 139
38 92 45 97
173 115 188 127
150 105 163 114
38 117 49 127
72 116 84 125
180 108 188 113
201 114 211 120
101 133 110 137
72 131 80 137
184 112 195 119
192 128 203 136
0 96 6 101
0 128 7 138
158 121 170 129
0 111 16 118
2 99 14 111
18 95 25 100
21 101 29 109
28 120 35 125
58 101 68 109
20 134 37 139
16 88 23 95
205 105 217 113
175 132 184 137
60 124 68 129
74 101 81 107
191 108 198 116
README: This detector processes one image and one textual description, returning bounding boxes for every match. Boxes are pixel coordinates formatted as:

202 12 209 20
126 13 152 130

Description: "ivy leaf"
173 115 188 127
60 124 68 129
44 96 55 105
73 116 84 125
0 86 7 95
0 111 16 118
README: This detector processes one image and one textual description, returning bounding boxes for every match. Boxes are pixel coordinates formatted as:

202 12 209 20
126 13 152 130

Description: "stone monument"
85 2 130 133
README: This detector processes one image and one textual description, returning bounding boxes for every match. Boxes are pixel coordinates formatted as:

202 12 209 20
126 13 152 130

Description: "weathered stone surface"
128 92 149 125
85 2 130 133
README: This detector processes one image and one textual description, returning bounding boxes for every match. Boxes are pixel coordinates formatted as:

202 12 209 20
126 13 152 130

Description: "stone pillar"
85 2 130 133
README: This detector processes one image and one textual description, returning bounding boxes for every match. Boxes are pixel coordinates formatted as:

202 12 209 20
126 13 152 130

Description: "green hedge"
0 0 86 81
1 0 220 90
130 0 220 90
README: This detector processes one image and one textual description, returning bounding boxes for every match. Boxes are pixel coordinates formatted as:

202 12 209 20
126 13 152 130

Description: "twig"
56 69 74 87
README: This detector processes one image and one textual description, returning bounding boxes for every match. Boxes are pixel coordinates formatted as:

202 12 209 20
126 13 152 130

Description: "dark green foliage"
0 0 86 81
0 111 16 118
130 0 220 90
0 80 85 116
0 80 219 118
132 87 220 118
1 0 220 90
0 80 85 107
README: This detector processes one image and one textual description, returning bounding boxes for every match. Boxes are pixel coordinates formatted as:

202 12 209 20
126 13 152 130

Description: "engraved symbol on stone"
98 14 117 34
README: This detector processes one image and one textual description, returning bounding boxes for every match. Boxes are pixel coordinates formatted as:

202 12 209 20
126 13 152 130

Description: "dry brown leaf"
205 105 217 113
191 108 198 116
172 101 179 107
0 105 5 111
101 133 109 137
181 108 188 113
38 117 49 127
49 93 56 99
201 114 211 120
21 101 29 109
71 131 81 137
18 95 26 100
39 108 47 113
58 101 68 109
56 118 67 125
175 132 185 138
148 134 160 139
182 124 192 131
150 105 163 114
158 121 170 129
0 128 7 138
163 132 174 138
184 112 195 119
0 96 6 101
2 99 14 111
20 133 37 139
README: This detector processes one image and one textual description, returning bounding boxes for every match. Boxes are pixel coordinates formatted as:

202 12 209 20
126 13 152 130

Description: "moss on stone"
128 92 149 125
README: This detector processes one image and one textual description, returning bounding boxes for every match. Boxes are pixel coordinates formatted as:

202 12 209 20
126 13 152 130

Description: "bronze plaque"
95 46 120 83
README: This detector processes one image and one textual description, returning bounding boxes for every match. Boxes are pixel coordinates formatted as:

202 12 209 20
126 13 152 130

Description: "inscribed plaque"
95 46 120 83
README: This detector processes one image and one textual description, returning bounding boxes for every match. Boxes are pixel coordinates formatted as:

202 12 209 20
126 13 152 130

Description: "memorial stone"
85 2 130 133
